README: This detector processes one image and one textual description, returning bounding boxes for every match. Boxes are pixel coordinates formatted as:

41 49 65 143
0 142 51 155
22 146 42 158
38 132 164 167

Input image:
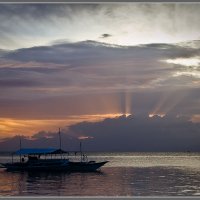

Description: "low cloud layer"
0 115 199 152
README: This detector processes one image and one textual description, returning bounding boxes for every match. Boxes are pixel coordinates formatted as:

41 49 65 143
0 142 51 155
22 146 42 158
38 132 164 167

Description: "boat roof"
15 148 67 155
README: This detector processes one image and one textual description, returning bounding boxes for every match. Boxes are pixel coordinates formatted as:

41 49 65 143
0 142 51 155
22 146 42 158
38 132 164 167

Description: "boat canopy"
15 148 67 155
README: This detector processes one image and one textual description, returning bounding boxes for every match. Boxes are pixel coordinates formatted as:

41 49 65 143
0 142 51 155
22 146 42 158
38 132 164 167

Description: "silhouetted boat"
0 148 108 172
0 129 108 172
0 148 70 171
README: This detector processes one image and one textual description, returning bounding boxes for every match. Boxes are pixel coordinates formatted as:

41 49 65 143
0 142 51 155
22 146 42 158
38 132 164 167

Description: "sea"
0 152 200 196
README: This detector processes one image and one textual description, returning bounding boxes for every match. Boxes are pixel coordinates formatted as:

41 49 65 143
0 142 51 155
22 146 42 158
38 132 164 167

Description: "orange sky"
0 4 200 141
0 113 129 138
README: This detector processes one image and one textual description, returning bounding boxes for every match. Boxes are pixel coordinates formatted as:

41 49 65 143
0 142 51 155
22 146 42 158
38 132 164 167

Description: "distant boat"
0 148 108 172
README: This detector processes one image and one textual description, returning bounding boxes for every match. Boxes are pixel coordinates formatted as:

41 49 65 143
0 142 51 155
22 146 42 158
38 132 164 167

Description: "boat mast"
59 128 62 150
58 128 62 159
80 141 83 162
19 136 22 163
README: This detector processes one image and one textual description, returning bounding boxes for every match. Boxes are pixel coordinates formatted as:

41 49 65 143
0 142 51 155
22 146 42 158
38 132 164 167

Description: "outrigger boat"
0 129 108 172
0 148 108 172
0 148 69 171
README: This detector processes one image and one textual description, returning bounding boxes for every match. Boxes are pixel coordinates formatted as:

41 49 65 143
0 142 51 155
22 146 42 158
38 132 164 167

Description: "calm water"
0 152 200 196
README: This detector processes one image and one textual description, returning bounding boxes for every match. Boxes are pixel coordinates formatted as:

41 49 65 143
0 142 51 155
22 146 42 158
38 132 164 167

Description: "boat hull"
1 161 108 172
1 162 70 172
68 161 109 172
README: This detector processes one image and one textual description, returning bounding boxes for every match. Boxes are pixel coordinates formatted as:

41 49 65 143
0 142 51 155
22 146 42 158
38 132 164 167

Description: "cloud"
66 115 200 151
31 131 56 139
1 40 199 93
0 78 42 88
1 41 164 97
0 40 199 124
0 115 199 152
1 4 200 49
100 33 112 38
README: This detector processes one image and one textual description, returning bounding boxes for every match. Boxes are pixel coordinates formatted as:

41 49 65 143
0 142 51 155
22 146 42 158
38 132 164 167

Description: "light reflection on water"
0 152 200 196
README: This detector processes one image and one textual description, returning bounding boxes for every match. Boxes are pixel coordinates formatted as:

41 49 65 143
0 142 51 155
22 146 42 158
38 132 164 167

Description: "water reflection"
0 153 200 196
0 166 200 196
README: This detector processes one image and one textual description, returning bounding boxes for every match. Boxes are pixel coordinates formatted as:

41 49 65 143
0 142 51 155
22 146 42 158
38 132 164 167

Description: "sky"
0 3 200 151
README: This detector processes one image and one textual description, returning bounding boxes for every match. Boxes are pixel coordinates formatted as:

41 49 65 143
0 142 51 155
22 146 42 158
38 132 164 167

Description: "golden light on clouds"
149 113 165 118
0 118 68 138
190 114 200 123
124 113 131 117
78 136 94 140
0 113 127 138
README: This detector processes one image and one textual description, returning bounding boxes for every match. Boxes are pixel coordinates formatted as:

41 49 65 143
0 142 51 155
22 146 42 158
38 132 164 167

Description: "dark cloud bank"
0 115 199 152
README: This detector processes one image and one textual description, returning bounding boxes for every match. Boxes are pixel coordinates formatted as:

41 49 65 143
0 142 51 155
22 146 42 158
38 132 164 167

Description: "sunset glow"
190 114 200 123
148 113 165 118
0 113 129 138
0 3 199 151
